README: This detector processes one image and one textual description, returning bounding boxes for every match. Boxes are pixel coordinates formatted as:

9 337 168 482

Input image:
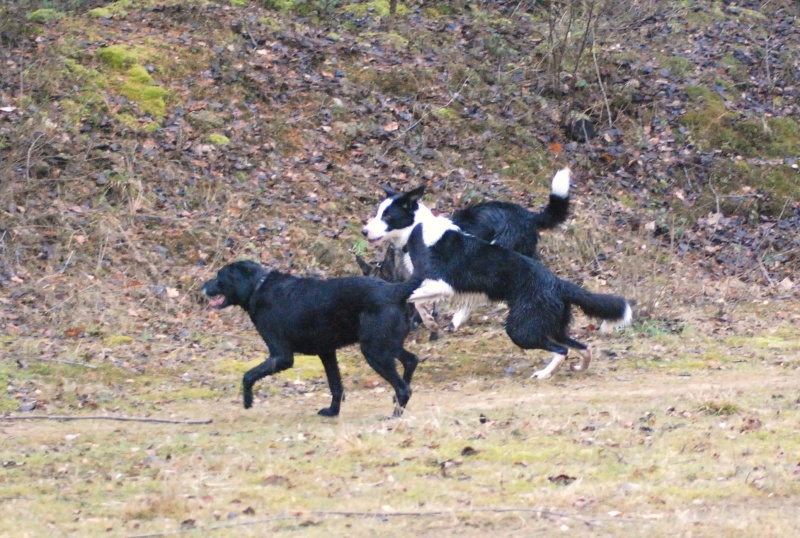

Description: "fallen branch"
0 414 212 425
130 507 626 537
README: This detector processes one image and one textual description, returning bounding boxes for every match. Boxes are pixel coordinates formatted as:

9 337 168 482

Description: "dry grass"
2 298 800 537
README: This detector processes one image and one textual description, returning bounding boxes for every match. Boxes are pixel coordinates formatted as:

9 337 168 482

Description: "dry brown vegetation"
1 0 799 535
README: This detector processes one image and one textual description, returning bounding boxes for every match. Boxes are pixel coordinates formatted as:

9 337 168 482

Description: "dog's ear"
402 185 425 208
381 185 398 197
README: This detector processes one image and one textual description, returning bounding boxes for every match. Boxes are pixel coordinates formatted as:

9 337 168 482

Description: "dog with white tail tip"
362 173 632 379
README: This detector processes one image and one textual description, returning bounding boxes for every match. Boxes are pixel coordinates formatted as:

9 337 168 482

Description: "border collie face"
362 185 425 244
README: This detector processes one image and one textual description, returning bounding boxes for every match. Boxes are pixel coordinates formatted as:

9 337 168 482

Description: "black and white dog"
202 261 422 418
399 167 571 259
368 168 572 329
362 187 632 379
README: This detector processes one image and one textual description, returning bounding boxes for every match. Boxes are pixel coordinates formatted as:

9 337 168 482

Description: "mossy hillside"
681 85 800 158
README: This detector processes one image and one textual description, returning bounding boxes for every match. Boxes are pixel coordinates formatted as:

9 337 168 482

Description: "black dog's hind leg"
242 353 293 409
397 349 419 385
318 350 344 417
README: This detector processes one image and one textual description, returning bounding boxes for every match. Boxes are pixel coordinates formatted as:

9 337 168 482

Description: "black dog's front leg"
318 350 343 417
242 354 293 409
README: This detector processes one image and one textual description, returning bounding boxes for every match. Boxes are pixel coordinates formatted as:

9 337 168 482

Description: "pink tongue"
209 296 225 308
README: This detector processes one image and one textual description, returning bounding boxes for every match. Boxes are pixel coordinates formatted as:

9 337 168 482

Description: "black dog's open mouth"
207 295 227 309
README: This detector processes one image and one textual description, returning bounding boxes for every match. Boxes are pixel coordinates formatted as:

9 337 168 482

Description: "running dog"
202 260 422 417
362 187 631 378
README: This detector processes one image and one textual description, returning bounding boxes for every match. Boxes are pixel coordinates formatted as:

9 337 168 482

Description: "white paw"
532 369 553 380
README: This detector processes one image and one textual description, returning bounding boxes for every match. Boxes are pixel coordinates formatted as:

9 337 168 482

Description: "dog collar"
254 274 268 292
248 273 269 311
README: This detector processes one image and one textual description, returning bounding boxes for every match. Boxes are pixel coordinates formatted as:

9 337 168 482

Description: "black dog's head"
201 260 266 310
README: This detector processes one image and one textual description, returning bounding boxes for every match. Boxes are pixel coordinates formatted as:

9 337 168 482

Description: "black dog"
201 260 422 418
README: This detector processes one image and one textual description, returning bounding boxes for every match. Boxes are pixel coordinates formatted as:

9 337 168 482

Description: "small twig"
22 357 97 369
1 414 212 424
682 165 692 192
708 180 721 214
129 507 618 537
591 40 613 128
25 132 45 182
759 255 775 286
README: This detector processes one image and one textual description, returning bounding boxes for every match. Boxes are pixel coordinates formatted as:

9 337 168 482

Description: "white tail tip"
600 303 632 333
551 168 571 198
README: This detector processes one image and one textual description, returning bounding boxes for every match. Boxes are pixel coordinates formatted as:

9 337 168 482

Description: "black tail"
531 194 570 230
560 280 631 324
531 167 571 230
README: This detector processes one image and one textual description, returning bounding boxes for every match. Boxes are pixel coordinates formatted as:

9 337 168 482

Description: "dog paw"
243 394 254 409
317 407 339 417
531 369 553 380
570 363 585 372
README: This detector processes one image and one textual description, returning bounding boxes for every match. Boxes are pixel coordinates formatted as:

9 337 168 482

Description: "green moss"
259 16 282 31
106 335 135 346
97 45 145 69
95 47 168 121
126 65 154 85
662 56 693 78
434 107 460 121
343 1 411 17
119 82 168 118
206 133 231 146
263 0 295 11
27 9 63 23
87 8 113 18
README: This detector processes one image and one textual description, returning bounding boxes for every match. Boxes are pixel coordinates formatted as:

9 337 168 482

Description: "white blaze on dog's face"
362 186 426 245
362 197 394 242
